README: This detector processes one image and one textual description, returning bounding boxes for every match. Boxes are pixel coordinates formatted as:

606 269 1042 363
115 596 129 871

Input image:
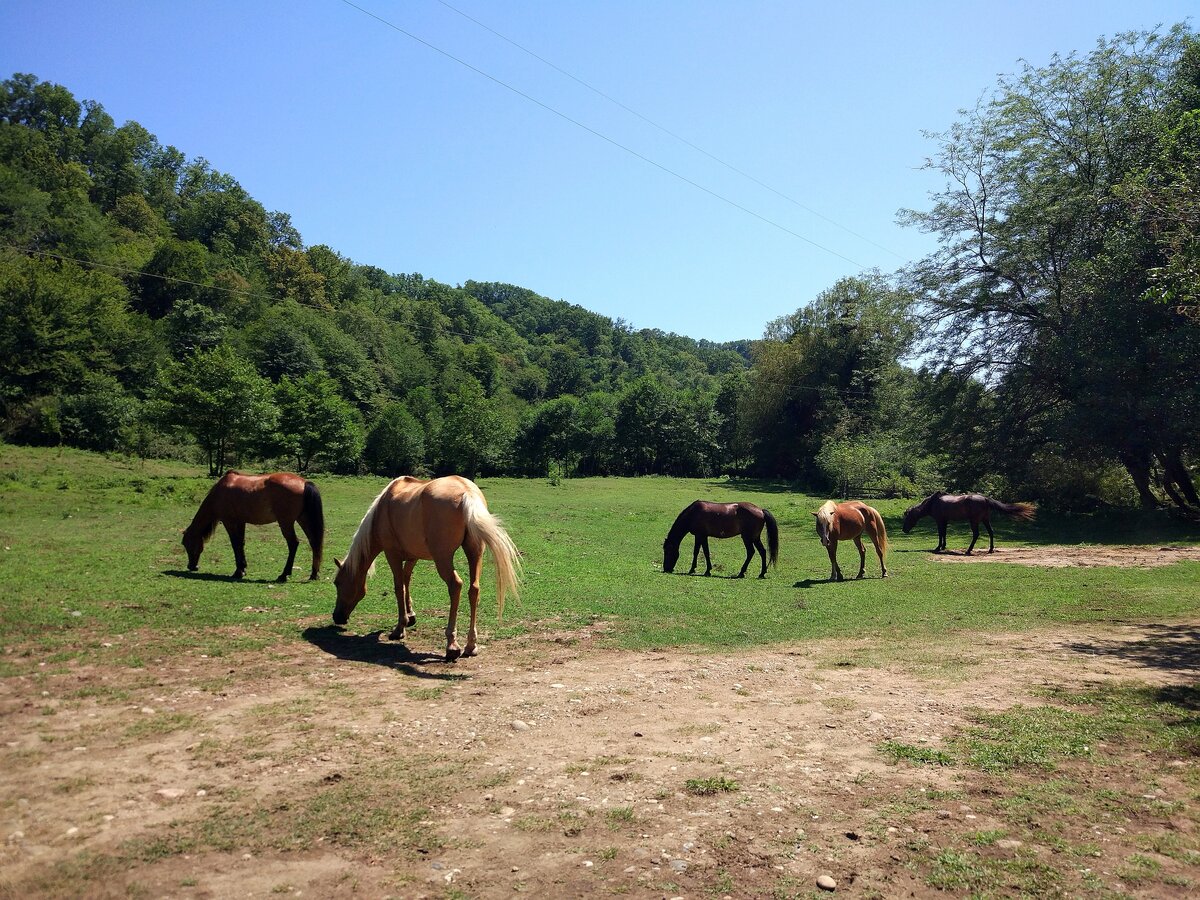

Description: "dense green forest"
1 24 1197 513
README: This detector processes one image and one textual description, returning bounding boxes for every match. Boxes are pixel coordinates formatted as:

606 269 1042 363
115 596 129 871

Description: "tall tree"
150 344 278 475
904 26 1200 510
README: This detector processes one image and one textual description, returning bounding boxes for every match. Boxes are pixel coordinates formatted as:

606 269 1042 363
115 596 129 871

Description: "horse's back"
380 475 480 558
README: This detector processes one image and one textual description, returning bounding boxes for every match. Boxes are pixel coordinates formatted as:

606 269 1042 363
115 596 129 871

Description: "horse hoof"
388 628 406 641
232 571 245 580
463 646 478 658
406 615 417 627
276 575 289 583
445 647 462 662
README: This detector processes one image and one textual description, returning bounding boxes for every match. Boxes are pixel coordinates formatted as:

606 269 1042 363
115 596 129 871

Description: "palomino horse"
901 491 1036 554
332 476 521 661
182 471 324 581
813 500 888 581
662 500 779 578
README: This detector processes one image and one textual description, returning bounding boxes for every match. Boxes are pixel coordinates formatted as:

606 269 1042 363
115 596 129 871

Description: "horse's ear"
811 511 819 517
334 558 343 570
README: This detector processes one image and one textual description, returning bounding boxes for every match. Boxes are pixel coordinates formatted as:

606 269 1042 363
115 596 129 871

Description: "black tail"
988 498 1037 522
763 508 779 569
303 480 325 575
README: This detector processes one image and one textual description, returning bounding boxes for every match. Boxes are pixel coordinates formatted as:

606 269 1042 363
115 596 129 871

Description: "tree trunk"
1120 450 1158 509
1152 448 1200 515
1159 447 1199 507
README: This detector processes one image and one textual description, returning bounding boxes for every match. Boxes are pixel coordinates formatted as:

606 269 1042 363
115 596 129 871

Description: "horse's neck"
666 513 691 545
186 498 219 536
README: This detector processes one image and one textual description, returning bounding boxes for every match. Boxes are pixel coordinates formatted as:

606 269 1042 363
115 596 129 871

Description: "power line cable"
338 0 867 269
434 0 903 260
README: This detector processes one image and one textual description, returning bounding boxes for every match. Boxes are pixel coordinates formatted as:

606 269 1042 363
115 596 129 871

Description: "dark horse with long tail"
662 501 779 578
901 491 1036 554
182 471 324 580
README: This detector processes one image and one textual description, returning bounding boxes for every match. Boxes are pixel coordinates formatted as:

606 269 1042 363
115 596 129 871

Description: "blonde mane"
343 479 398 578
816 499 837 532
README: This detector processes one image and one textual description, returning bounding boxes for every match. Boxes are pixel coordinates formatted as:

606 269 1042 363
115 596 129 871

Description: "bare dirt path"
2 618 1198 898
930 545 1200 568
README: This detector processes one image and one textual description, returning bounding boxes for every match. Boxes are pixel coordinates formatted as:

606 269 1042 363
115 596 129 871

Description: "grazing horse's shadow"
302 625 459 680
163 569 277 584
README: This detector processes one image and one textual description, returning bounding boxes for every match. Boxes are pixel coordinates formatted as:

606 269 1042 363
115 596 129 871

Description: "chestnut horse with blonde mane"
332 476 521 661
813 500 888 581
182 471 324 581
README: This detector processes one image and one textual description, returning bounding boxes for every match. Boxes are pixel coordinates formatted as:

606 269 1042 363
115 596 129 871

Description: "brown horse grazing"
182 471 324 581
901 491 1037 554
813 500 888 581
662 501 779 578
332 475 521 661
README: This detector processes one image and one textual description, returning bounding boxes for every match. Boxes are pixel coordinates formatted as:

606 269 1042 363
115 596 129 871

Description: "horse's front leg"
436 557 465 661
277 521 300 582
966 522 980 555
827 543 842 582
853 536 867 579
688 536 702 575
225 521 247 579
935 521 947 553
385 554 415 640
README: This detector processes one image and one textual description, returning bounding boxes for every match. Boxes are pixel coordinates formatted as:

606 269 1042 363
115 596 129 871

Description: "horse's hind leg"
872 533 888 578
737 534 754 578
966 522 980 555
984 519 995 553
435 555 465 661
276 521 300 582
853 536 867 579
297 516 321 580
461 541 483 658
225 521 247 579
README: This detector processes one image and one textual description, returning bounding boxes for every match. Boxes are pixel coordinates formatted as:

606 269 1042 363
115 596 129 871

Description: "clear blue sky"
2 1 1194 343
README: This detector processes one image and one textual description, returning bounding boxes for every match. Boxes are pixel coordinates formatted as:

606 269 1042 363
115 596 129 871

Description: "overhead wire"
337 0 868 269
433 0 903 260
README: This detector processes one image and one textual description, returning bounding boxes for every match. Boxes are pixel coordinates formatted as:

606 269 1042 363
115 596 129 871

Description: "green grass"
684 776 739 796
1 444 1199 664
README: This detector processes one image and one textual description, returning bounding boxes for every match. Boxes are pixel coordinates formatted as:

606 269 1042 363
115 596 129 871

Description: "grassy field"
3 445 1200 898
2 443 1200 666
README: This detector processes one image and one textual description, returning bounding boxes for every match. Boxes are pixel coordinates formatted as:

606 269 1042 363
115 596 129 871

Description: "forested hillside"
0 72 749 479
2 22 1198 515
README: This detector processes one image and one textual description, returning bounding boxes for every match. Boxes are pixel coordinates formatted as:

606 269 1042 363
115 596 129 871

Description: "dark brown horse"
901 491 1036 554
662 501 779 578
182 471 324 580
814 500 888 581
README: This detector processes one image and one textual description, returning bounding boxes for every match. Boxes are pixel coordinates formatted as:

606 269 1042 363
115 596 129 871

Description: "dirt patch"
2 622 1198 898
931 544 1200 568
